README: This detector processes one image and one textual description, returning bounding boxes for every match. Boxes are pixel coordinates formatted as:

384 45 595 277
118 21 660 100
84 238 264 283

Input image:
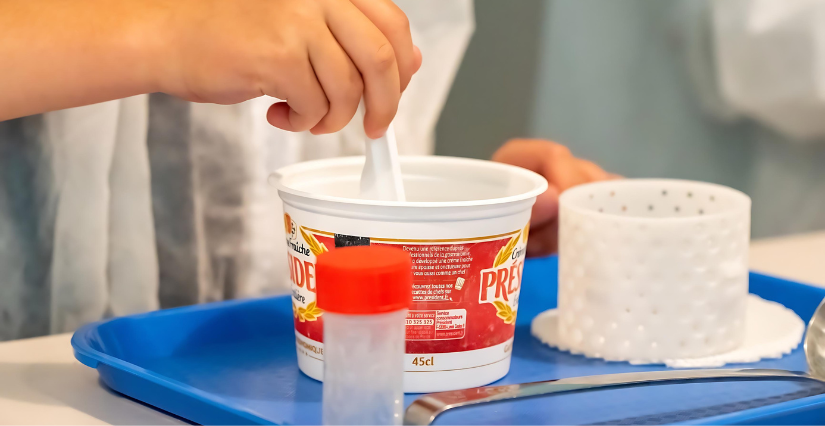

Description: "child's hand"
493 139 619 256
160 0 420 138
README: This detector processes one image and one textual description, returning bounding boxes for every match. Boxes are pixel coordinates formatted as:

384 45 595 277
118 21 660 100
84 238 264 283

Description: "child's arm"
0 0 419 138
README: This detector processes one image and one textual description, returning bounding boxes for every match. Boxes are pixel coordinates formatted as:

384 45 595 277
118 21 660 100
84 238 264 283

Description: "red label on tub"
285 214 528 354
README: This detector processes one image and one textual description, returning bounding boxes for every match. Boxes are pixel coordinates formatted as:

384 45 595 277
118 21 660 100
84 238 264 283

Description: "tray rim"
72 297 275 424
71 266 825 425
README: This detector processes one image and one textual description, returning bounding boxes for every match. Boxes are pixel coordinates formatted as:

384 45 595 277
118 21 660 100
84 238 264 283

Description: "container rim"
559 178 751 223
271 155 549 208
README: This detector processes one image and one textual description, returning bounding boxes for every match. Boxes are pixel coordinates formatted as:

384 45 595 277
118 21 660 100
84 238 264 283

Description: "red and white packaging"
274 156 546 393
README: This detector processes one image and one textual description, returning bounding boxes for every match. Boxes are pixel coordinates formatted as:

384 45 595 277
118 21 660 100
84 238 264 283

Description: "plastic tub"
272 156 547 393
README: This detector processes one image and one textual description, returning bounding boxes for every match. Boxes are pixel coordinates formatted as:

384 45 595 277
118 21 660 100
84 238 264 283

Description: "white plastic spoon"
360 122 406 201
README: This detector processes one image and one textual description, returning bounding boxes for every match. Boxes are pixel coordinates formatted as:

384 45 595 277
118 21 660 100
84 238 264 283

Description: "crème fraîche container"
272 156 547 392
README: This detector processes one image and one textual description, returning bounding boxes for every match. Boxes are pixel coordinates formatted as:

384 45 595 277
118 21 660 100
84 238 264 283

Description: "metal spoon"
404 297 825 425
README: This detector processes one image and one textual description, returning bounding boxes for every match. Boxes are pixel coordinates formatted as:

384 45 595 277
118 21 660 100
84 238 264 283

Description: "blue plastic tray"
72 257 825 425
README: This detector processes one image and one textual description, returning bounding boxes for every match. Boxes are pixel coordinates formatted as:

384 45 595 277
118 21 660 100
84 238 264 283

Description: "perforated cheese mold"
556 179 751 362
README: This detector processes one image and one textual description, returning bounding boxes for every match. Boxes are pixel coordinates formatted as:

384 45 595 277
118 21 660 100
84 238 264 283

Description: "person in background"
506 0 825 242
0 0 610 340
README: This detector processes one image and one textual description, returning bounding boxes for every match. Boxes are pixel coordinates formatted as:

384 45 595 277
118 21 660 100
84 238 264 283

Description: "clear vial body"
322 309 406 425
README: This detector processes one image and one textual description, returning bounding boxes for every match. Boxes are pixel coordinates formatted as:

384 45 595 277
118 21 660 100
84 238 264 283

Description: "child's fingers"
308 28 364 134
531 184 560 229
492 139 547 173
493 139 561 227
577 159 610 182
526 220 559 257
348 0 418 92
265 52 329 132
543 146 590 192
324 0 400 138
493 138 617 258
413 45 423 74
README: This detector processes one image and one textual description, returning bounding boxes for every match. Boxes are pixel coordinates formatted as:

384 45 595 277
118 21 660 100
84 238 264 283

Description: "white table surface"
1 232 824 425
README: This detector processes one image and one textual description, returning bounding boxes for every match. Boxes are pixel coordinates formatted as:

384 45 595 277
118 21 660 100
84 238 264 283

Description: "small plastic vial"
316 246 412 426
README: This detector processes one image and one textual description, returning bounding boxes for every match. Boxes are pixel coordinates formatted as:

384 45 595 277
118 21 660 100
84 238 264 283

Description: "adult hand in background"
493 139 620 256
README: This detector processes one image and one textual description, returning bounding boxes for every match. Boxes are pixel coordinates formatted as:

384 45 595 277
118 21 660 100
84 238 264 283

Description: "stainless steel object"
404 298 825 425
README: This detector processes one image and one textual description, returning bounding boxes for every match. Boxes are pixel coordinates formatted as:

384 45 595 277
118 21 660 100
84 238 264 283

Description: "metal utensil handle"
403 368 816 425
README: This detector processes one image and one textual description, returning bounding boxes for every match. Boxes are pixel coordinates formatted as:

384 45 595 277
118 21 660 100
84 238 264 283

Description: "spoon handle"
404 368 818 425
360 122 406 201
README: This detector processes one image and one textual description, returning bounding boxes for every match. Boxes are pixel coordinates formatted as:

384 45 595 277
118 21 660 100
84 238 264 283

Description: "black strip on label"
334 234 370 248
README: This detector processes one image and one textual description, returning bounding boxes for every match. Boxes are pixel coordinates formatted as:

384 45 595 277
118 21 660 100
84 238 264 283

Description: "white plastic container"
323 311 407 424
273 156 547 393
555 179 751 363
316 246 411 425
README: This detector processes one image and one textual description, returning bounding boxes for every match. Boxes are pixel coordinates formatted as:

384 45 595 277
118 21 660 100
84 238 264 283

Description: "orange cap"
316 246 413 315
